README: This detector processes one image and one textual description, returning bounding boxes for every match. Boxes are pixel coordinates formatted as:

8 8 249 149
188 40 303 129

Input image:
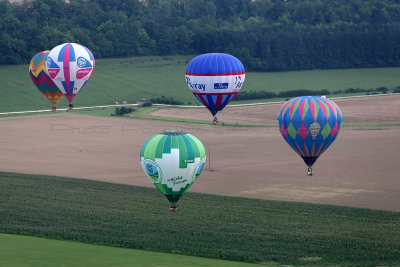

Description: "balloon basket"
170 204 178 212
307 167 313 176
51 106 56 112
213 117 219 125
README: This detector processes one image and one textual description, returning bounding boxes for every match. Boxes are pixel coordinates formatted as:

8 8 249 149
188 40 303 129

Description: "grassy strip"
0 171 399 266
2 105 400 128
75 106 271 128
1 55 400 113
127 107 269 128
0 234 263 267
75 106 400 128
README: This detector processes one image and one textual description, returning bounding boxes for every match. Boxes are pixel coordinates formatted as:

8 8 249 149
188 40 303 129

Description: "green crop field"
0 234 263 267
1 55 399 113
1 171 399 266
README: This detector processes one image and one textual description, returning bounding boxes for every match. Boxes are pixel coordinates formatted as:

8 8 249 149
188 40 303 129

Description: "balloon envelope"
140 130 206 205
29 51 63 106
185 53 245 116
277 96 343 170
46 43 95 103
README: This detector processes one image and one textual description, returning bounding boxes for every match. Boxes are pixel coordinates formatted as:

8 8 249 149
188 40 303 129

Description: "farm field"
1 94 399 211
0 233 263 267
1 55 400 112
1 89 400 265
149 93 400 125
3 1 400 266
1 172 399 266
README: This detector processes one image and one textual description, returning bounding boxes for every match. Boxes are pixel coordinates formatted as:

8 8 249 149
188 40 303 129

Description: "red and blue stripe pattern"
58 43 76 102
185 53 245 116
192 92 237 116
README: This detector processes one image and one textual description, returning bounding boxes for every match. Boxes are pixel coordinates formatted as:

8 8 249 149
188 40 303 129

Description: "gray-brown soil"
1 94 399 211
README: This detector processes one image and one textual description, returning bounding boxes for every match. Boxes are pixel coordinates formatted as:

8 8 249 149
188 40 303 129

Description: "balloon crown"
161 130 186 135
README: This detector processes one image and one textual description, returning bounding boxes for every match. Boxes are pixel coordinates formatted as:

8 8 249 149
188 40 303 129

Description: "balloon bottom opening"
302 156 318 168
166 195 181 212
165 195 181 203
65 94 76 103
302 156 317 176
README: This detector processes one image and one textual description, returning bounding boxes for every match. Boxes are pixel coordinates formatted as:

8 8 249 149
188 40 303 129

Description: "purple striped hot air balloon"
46 43 95 109
185 53 245 124
277 96 343 176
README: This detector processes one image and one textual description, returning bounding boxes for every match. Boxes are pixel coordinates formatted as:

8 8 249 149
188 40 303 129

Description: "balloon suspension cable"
170 204 178 212
307 167 313 176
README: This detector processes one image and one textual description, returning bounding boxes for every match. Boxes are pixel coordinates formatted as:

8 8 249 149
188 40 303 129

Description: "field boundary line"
0 103 140 116
157 93 400 109
0 93 398 116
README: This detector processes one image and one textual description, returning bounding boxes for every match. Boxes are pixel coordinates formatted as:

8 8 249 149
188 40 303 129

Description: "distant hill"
1 0 400 71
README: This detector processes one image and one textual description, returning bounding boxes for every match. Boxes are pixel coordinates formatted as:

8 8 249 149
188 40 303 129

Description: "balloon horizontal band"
185 71 245 76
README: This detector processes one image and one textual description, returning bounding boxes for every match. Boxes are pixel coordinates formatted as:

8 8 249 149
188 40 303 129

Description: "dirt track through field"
151 94 400 124
1 95 400 211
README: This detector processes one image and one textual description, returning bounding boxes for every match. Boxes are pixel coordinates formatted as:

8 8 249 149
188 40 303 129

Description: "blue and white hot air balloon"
185 53 245 124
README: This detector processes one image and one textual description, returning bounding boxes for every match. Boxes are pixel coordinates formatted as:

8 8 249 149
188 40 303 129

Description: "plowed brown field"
1 94 399 211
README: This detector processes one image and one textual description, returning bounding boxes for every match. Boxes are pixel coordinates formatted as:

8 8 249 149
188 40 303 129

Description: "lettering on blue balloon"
214 83 229 89
186 76 205 91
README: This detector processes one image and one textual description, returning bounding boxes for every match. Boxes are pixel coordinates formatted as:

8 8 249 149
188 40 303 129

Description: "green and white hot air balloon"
140 130 206 212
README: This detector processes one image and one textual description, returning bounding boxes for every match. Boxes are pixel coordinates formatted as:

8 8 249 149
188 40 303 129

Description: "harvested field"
150 94 400 124
1 95 399 211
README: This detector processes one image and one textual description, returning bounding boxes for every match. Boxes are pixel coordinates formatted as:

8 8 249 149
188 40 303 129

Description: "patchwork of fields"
1 95 399 211
1 58 400 266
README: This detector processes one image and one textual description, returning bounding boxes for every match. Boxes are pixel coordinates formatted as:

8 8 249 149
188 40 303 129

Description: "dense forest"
1 0 400 71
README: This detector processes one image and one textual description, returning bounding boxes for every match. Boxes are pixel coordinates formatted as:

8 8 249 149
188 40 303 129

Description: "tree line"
1 0 400 71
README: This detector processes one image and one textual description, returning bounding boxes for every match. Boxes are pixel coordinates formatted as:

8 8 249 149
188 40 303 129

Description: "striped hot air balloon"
277 96 343 175
140 130 206 212
185 53 245 124
29 51 63 111
46 43 94 107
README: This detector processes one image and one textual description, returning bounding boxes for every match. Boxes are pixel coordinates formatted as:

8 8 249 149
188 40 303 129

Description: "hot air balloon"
277 96 343 176
185 53 245 124
46 43 95 110
140 130 206 212
29 51 63 111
